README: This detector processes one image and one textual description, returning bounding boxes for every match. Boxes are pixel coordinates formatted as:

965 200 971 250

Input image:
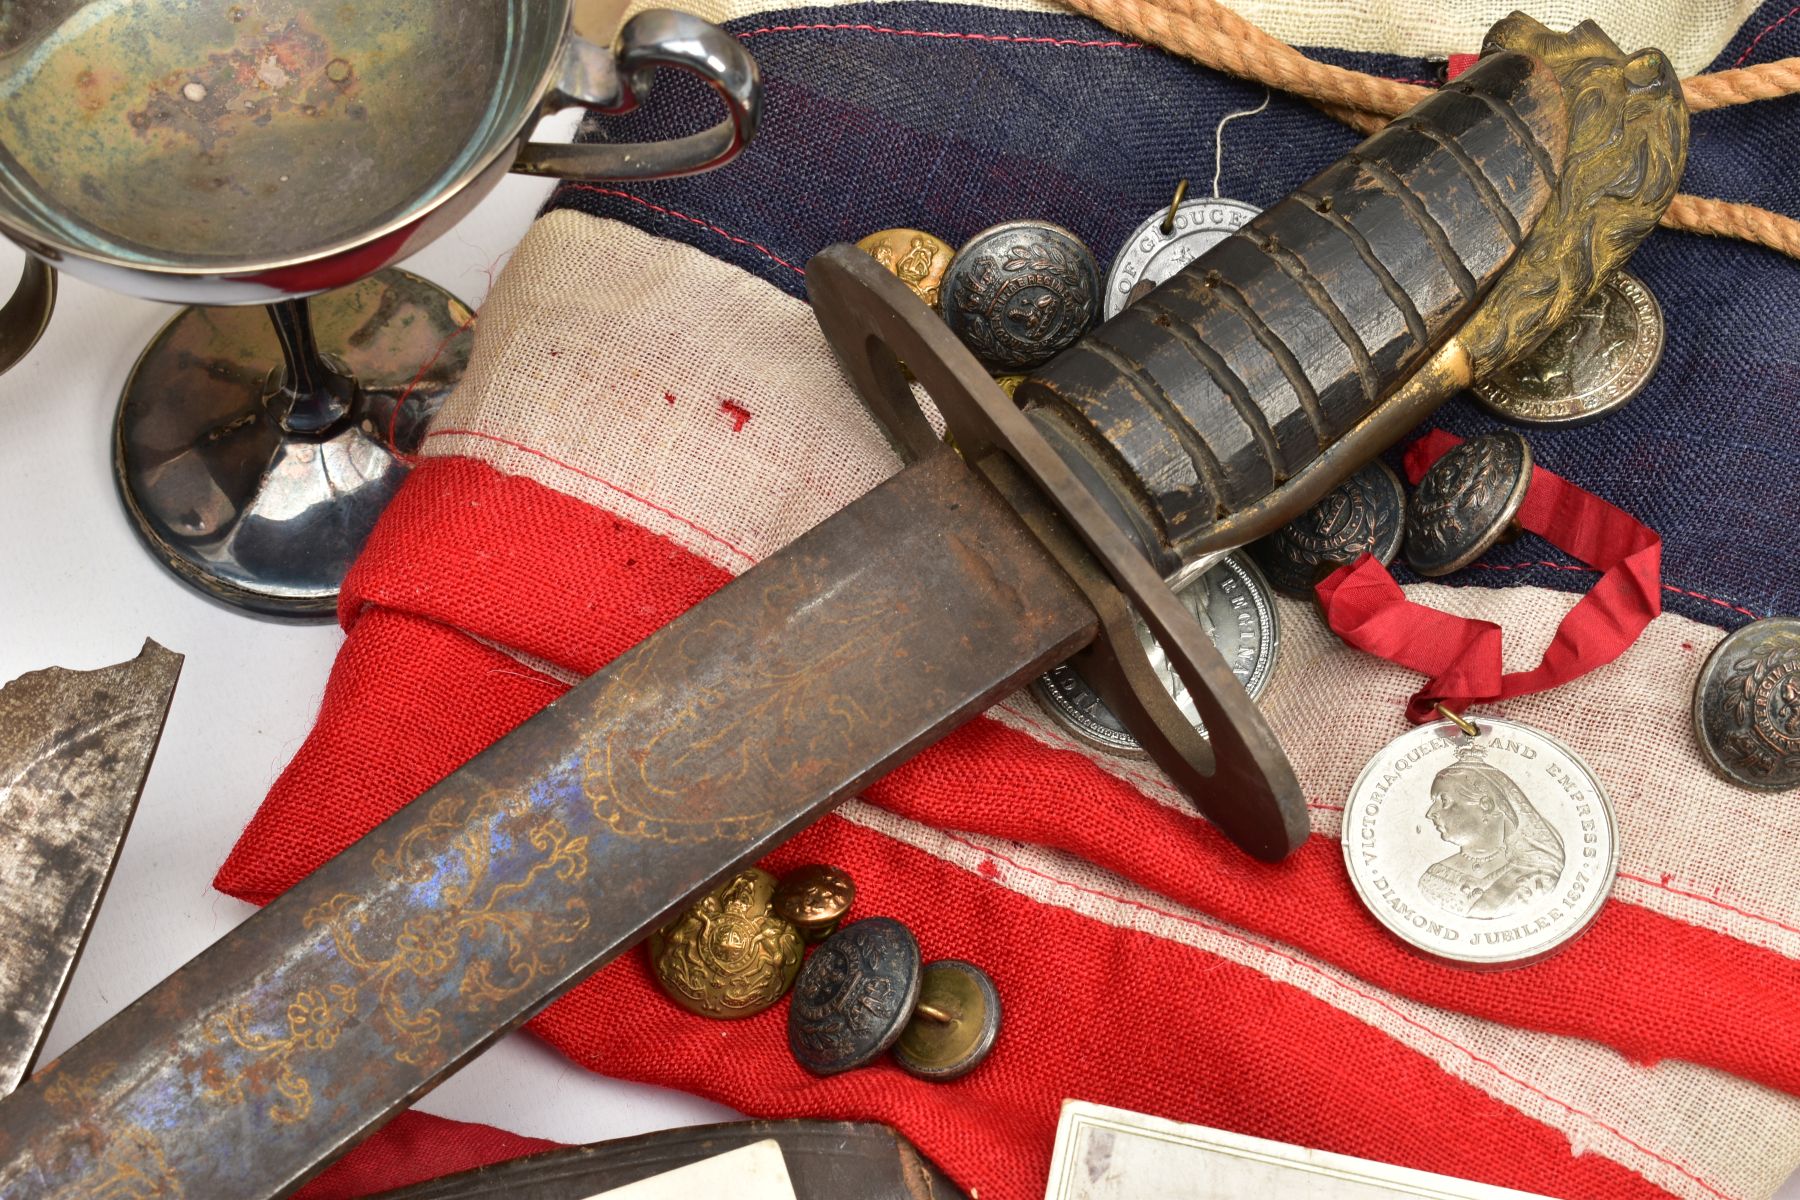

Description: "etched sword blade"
0 451 1094 1199
0 639 181 1096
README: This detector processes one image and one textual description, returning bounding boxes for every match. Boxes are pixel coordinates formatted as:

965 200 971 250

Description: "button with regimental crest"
893 958 1001 1080
1693 616 1800 792
773 864 856 943
647 867 804 1019
1251 461 1407 597
856 228 955 310
788 917 921 1075
1405 431 1533 577
940 220 1099 370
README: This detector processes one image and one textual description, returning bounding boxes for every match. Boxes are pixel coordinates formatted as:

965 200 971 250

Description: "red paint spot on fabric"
720 399 753 432
664 392 677 406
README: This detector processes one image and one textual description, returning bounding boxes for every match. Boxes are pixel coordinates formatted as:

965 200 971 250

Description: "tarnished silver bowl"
0 1 760 615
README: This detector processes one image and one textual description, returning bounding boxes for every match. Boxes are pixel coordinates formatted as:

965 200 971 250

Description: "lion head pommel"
1459 13 1687 376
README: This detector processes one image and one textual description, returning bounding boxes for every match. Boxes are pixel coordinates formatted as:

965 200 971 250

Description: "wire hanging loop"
1213 89 1271 198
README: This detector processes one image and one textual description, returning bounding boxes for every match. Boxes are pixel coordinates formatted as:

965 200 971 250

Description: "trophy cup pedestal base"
114 269 475 620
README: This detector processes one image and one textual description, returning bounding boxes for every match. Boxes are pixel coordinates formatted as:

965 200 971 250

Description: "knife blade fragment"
0 639 181 1096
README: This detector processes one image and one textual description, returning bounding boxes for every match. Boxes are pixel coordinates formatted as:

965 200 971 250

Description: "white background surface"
2 157 1794 1200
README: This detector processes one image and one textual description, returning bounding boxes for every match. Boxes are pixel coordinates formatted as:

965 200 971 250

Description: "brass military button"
1251 460 1407 597
788 917 921 1076
773 864 856 943
894 959 1001 1081
940 220 1099 370
1693 617 1800 791
994 374 1027 399
856 229 955 310
1405 431 1533 577
647 868 804 1019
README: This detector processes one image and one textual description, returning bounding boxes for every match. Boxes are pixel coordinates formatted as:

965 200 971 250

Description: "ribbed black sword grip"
1017 50 1564 572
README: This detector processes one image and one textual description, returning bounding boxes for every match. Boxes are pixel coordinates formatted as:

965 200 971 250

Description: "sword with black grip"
1023 16 1684 575
0 16 1683 1199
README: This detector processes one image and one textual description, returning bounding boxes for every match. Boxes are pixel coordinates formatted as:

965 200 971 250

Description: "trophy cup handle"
0 256 54 377
512 9 762 182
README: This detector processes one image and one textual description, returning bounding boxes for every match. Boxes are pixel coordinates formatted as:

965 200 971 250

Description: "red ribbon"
1314 430 1663 722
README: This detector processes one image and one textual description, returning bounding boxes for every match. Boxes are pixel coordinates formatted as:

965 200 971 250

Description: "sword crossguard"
807 245 1309 862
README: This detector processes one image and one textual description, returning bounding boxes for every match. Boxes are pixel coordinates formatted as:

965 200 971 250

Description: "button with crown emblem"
1405 431 1533 577
939 221 1099 370
647 867 805 1019
787 918 1002 1079
1251 460 1407 597
856 229 955 310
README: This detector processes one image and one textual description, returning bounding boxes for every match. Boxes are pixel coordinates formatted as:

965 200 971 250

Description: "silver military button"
1251 460 1407 597
787 917 921 1076
939 220 1099 370
1693 617 1800 791
1031 553 1279 756
1102 197 1260 319
1405 431 1533 577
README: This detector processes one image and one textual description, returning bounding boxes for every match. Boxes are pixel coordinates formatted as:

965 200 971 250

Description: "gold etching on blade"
586 568 926 845
203 790 591 1124
80 1129 185 1200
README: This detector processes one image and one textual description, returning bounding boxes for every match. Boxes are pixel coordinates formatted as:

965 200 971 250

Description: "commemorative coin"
1031 553 1278 757
1471 272 1664 426
1693 616 1800 792
1341 716 1619 968
1102 197 1260 320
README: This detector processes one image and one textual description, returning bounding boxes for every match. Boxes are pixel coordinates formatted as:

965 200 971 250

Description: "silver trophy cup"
0 1 760 616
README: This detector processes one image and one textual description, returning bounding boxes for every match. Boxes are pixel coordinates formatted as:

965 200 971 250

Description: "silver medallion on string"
1102 197 1261 319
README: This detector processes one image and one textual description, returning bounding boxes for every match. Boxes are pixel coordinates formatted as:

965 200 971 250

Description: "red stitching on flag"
720 399 754 431
560 184 807 278
1468 560 1761 619
940 830 1734 1200
424 427 758 564
1733 4 1800 66
736 22 1143 49
1618 872 1800 938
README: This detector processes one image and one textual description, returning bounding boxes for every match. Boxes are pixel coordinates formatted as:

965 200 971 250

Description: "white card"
584 1138 799 1200
1045 1100 1558 1200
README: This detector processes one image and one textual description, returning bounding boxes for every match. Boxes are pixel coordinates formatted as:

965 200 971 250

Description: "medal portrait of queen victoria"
1418 743 1565 919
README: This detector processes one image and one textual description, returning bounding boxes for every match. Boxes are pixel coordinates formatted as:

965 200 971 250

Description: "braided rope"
1061 0 1800 260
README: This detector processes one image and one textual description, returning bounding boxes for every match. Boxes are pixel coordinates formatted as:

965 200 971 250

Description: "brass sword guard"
808 247 1309 862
